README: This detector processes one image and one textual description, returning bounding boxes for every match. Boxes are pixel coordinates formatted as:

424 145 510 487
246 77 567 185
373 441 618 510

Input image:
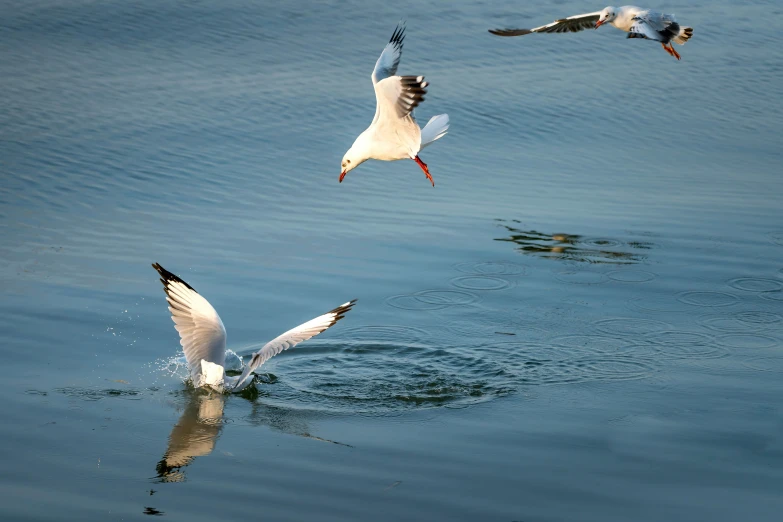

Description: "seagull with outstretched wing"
152 263 356 392
490 5 693 60
340 22 450 186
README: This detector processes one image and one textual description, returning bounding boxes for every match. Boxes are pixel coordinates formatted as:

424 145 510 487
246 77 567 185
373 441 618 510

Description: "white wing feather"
153 263 227 382
233 300 357 390
373 75 428 122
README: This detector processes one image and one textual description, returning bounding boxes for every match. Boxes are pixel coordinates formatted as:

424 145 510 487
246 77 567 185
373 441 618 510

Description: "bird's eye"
346 160 351 164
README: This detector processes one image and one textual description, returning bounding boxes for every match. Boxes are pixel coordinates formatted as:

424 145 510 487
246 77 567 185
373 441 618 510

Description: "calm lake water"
2 0 783 520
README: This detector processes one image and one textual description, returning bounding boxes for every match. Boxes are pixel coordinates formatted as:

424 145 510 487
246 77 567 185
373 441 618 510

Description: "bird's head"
339 139 369 183
596 6 617 28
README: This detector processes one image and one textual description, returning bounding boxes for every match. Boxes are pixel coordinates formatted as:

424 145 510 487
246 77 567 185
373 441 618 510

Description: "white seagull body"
153 263 356 393
340 23 450 186
490 5 693 60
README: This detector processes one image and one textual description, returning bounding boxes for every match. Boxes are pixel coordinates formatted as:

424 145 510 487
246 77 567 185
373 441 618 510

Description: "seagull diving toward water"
490 6 693 60
340 23 450 186
152 263 356 393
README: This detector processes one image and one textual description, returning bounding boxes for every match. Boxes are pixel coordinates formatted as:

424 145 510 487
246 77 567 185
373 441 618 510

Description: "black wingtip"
489 28 533 36
151 262 197 292
329 299 357 323
390 21 406 48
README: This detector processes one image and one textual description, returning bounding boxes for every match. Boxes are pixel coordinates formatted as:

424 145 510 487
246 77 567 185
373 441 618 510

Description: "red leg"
413 155 434 187
669 44 681 60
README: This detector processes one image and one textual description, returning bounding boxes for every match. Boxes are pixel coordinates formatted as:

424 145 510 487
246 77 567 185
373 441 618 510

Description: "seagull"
152 263 356 393
340 23 450 186
490 6 693 60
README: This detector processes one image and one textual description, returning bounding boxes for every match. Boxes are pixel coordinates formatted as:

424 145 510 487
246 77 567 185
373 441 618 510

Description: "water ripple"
727 277 783 293
607 270 657 283
715 334 780 350
742 356 783 373
450 275 514 291
453 261 528 276
595 317 671 336
678 291 740 307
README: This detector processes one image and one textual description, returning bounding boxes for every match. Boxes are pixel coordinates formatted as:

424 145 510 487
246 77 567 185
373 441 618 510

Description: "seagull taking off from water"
152 263 356 393
490 6 693 60
340 23 450 186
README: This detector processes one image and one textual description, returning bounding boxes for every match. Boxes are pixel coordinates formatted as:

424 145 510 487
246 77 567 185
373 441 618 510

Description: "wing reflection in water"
155 391 226 483
494 220 653 264
245 398 353 447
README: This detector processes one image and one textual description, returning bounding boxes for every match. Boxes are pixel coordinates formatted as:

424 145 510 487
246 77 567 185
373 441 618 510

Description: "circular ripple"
582 237 623 248
555 271 609 285
453 261 528 276
646 331 715 345
482 341 586 385
432 307 548 340
678 291 739 307
644 331 728 359
736 310 782 325
279 344 515 413
759 290 783 302
728 277 783 292
415 289 481 306
595 318 671 336
572 357 658 382
551 335 638 355
335 325 429 346
716 334 779 350
450 275 513 291
607 270 657 283
479 343 657 385
742 356 783 373
699 315 754 333
386 294 449 311
626 295 693 314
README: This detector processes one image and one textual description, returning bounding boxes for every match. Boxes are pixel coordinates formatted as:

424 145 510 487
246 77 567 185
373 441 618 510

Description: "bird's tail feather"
674 26 693 45
420 114 449 148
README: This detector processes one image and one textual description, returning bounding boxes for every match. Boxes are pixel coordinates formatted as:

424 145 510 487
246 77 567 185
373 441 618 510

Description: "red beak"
339 170 347 183
595 20 604 28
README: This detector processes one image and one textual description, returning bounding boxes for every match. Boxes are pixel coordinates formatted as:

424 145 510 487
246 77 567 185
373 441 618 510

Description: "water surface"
2 1 783 520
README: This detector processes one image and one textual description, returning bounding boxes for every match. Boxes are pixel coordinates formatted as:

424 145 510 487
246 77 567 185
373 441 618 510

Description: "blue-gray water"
2 0 783 520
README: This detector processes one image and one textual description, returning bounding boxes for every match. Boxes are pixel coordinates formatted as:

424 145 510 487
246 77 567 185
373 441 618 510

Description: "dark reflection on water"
494 219 653 264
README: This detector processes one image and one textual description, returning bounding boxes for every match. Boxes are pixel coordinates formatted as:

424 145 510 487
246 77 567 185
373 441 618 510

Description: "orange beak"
339 170 347 183
595 20 604 28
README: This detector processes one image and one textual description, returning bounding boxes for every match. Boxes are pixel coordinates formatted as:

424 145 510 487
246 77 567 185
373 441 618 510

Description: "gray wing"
232 300 356 391
153 263 227 382
372 23 405 85
490 11 601 36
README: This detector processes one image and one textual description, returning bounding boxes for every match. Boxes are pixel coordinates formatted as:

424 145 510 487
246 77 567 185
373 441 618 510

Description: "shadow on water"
493 219 654 264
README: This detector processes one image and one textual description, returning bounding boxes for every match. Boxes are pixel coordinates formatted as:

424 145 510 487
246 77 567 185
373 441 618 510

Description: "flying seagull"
152 263 356 392
490 5 693 60
340 22 450 186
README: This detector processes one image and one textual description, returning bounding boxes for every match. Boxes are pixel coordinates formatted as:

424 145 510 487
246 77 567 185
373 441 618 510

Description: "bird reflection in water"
155 391 227 483
494 220 653 264
155 388 350 482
